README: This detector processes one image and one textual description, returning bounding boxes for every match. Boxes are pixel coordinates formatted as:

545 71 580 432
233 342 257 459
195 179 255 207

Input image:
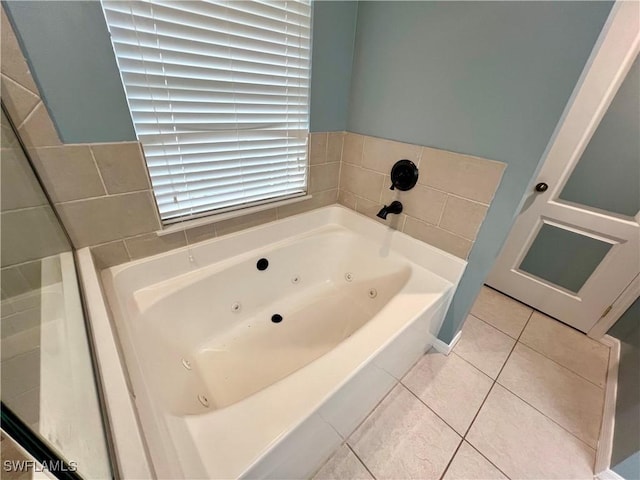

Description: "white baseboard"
596 468 626 480
594 334 621 478
432 330 462 355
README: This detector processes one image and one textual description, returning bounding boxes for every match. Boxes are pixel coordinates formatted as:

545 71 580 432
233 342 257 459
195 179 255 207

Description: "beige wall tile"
498 343 604 448
440 196 488 240
91 240 130 270
326 132 344 164
1 75 39 127
519 311 609 387
471 286 532 339
277 189 337 219
309 162 340 193
443 442 507 480
92 142 151 194
214 208 278 237
1 147 47 210
312 444 373 480
17 103 61 148
349 384 461 480
420 147 505 204
125 231 186 260
403 351 493 435
56 191 160 247
1 206 69 267
19 258 60 288
453 315 515 379
337 189 357 210
339 163 384 202
342 133 364 166
0 9 39 94
309 132 328 165
403 217 472 259
31 145 105 202
0 266 31 297
362 136 421 174
184 224 217 244
382 184 447 226
466 385 595 479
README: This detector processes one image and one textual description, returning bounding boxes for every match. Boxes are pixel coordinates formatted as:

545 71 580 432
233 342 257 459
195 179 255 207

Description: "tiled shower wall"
335 133 506 259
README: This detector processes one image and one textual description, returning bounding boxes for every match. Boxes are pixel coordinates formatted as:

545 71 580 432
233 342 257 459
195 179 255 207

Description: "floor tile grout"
472 311 606 389
346 442 378 480
468 308 600 457
517 336 607 389
437 437 464 480
401 381 465 439
465 439 512 480
317 288 608 479
460 310 532 439
494 376 599 451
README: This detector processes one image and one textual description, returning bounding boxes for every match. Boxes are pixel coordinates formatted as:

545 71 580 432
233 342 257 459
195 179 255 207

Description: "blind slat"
101 0 311 221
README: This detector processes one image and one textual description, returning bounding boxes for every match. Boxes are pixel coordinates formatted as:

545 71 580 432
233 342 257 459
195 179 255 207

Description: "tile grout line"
89 146 109 195
494 375 599 452
437 437 465 480
517 336 606 390
345 443 378 480
457 309 535 471
471 303 606 389
465 440 512 480
401 381 466 440
464 306 601 475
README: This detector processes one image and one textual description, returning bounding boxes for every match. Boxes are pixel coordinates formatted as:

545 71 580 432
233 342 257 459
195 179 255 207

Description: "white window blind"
101 0 311 222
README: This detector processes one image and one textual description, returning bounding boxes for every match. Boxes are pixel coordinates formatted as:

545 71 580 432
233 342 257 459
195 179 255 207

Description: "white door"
487 1 640 334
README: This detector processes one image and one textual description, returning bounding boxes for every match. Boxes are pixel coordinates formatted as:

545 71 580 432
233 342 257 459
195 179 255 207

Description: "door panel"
559 56 640 217
487 1 640 333
518 223 613 293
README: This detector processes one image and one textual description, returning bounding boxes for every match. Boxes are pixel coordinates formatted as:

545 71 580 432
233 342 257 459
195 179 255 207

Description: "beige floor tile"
443 441 507 480
471 286 532 338
520 311 609 387
498 343 604 448
349 384 461 480
467 384 595 479
312 444 372 480
403 351 493 435
453 315 515 379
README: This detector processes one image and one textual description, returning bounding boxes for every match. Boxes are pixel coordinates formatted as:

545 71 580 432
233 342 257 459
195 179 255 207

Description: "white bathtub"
79 205 466 479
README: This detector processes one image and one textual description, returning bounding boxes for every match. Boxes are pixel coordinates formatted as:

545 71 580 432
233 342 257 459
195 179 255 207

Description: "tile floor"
312 286 611 480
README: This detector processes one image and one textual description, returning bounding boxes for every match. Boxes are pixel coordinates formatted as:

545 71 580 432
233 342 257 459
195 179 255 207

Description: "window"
101 0 311 223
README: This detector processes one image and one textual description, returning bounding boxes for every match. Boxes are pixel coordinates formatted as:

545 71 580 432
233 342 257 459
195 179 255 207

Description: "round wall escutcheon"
390 159 419 191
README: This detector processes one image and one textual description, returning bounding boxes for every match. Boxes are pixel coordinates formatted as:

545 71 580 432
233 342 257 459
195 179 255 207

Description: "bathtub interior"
96 205 467 479
126 228 414 413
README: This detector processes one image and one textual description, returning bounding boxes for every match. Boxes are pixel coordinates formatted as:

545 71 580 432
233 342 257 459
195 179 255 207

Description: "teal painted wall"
4 1 137 143
347 1 613 341
4 1 356 142
310 1 358 132
608 297 640 480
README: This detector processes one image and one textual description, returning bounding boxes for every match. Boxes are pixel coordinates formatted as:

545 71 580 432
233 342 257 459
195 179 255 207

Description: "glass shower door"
1 107 113 478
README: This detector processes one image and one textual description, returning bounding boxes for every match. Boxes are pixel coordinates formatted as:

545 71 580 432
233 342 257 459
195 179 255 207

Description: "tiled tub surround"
3 8 504 270
337 132 506 259
1 8 341 269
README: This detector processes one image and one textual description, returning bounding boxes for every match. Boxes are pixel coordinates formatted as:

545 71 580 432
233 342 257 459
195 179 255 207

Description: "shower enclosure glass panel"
0 108 112 478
